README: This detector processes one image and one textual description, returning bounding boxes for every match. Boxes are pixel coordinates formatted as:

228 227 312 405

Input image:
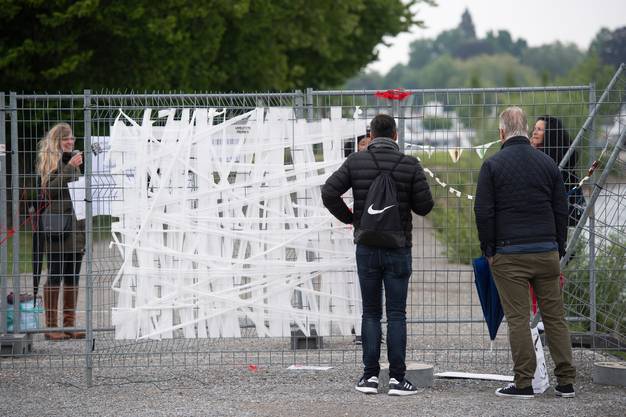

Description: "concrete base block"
0 333 33 356
379 362 434 388
290 329 323 350
593 362 626 387
569 332 623 350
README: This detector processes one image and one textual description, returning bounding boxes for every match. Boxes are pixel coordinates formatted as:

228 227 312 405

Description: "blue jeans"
356 243 411 381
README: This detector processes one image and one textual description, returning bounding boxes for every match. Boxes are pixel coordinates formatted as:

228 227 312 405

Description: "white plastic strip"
435 372 514 382
110 107 366 339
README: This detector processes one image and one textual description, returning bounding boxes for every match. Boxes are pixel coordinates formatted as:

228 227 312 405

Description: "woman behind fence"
36 123 85 340
531 115 585 226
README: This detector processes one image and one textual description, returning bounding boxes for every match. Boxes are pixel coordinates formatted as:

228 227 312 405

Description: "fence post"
559 63 624 169
588 82 597 334
561 127 626 268
83 90 94 386
10 92 20 333
0 92 7 335
395 100 405 152
305 88 313 122
294 90 304 120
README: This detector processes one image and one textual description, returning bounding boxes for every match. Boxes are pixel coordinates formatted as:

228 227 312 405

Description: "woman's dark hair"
537 115 577 169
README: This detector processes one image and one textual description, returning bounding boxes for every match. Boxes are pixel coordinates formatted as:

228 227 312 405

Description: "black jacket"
474 136 568 257
321 137 434 246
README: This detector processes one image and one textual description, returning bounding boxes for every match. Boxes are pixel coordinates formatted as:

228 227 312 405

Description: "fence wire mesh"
1 68 624 385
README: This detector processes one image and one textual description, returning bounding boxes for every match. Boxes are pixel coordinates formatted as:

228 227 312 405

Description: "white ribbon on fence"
108 106 365 340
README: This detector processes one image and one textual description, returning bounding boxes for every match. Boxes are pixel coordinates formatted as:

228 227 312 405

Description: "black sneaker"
388 378 418 396
355 376 379 394
555 384 575 398
495 384 534 399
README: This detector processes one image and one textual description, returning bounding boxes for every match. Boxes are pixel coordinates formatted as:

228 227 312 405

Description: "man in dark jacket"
322 114 433 396
475 107 576 399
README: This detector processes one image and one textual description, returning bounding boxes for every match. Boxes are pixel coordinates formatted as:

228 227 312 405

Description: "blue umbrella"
472 256 504 341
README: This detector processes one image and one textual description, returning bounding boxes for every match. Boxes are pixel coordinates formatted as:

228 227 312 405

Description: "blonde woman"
36 123 85 340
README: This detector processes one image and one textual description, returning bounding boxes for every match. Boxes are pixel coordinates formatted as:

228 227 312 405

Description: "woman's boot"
44 286 68 340
63 286 85 339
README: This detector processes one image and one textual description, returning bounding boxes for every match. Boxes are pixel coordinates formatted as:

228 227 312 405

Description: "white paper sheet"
287 365 333 371
68 175 115 220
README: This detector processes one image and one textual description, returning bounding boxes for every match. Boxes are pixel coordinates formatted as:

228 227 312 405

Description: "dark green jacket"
44 159 85 254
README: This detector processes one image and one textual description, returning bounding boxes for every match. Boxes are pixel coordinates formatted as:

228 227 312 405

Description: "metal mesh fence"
1 67 625 385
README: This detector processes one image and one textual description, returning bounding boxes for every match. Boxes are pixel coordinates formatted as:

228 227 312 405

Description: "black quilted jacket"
474 136 568 257
321 137 434 246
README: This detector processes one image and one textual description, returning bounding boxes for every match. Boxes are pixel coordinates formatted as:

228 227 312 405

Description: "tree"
558 54 615 90
520 42 584 80
589 26 626 67
0 0 433 91
404 54 462 88
459 8 476 39
454 54 539 87
485 30 527 58
433 28 464 57
408 39 437 69
344 70 385 90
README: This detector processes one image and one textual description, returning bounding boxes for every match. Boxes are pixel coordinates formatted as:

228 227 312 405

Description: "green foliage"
389 53 540 90
609 350 626 360
484 30 527 58
429 199 482 264
455 54 539 87
408 39 438 69
520 42 585 81
423 116 452 131
345 70 386 90
405 11 528 69
0 0 431 91
409 10 527 66
557 53 616 90
589 26 626 67
563 237 626 335
416 149 486 264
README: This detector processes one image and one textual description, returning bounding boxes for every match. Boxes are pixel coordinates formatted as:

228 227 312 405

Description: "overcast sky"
368 0 626 74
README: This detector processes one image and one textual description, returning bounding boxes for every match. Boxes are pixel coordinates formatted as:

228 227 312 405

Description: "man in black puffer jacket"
475 107 576 399
322 114 433 396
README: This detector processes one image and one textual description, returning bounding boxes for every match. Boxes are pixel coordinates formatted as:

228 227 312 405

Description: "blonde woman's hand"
68 152 83 167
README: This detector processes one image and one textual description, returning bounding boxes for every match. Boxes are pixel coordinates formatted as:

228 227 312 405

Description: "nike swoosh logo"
367 204 395 215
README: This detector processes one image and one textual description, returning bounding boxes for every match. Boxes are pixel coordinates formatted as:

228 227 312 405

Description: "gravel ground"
2 357 625 417
4 216 624 416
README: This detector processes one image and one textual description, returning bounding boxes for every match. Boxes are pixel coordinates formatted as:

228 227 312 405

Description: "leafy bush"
563 236 626 335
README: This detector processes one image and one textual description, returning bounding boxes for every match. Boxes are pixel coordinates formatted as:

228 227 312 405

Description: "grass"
608 350 626 360
408 148 492 264
4 231 34 274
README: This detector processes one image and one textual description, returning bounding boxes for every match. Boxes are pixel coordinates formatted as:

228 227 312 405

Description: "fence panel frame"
0 79 624 384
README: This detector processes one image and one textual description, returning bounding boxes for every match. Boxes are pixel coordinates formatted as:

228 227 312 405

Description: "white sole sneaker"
495 388 534 399
355 386 378 394
388 389 418 396
555 391 575 398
